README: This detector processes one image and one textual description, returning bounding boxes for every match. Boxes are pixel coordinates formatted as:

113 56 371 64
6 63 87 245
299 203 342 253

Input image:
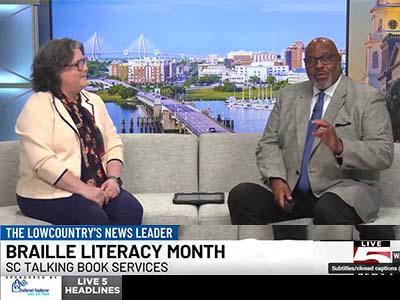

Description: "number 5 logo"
353 247 391 264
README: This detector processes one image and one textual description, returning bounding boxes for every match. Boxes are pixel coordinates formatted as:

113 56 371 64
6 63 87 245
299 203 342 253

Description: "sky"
52 0 347 57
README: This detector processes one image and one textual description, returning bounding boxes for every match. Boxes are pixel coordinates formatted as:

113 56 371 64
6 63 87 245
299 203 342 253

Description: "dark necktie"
297 91 325 193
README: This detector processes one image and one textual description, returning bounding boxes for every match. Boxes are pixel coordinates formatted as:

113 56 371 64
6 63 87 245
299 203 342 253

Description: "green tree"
198 74 221 85
119 88 128 99
175 86 186 95
159 85 186 98
109 75 120 80
213 79 240 92
248 76 261 84
143 85 153 92
266 76 277 86
184 63 199 87
107 84 136 99
108 85 118 95
118 87 136 99
274 79 289 91
87 60 109 79
160 86 175 98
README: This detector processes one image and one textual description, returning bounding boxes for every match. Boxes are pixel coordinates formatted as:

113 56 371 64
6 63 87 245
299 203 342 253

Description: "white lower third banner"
3 240 400 275
1 226 400 275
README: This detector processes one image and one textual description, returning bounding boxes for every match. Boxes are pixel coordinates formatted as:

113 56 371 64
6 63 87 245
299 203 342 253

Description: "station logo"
353 241 391 264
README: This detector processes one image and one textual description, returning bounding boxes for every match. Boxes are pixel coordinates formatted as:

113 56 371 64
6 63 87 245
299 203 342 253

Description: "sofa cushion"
238 225 274 240
121 134 198 193
0 141 19 207
179 225 239 240
199 133 262 193
135 193 198 225
367 206 400 225
308 225 354 240
199 193 231 224
271 218 313 225
0 205 51 224
238 224 353 240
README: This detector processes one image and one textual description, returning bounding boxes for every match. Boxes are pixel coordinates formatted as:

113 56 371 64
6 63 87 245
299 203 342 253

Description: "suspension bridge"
84 32 192 60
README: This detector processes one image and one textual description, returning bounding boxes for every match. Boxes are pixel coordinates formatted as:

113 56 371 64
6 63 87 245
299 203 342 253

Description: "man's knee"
228 182 258 209
313 193 360 225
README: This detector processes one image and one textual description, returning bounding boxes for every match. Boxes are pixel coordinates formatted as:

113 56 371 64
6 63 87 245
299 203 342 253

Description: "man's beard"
311 66 341 90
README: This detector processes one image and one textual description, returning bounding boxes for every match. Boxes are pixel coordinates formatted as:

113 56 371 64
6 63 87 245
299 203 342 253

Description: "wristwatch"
107 175 123 187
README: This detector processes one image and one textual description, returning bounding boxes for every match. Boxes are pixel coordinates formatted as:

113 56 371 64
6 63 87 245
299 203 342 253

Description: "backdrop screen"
348 0 400 142
51 0 347 135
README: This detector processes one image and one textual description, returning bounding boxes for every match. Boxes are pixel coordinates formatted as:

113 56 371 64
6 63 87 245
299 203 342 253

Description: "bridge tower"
88 32 101 61
153 96 162 118
138 33 149 59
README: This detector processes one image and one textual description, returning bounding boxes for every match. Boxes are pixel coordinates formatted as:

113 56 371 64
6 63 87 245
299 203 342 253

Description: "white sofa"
1 134 399 240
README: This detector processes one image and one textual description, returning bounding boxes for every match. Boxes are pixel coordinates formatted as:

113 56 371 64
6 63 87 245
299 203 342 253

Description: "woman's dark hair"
31 38 85 97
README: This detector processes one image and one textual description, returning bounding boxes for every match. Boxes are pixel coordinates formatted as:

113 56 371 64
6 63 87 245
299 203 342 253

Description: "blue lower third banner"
0 225 178 240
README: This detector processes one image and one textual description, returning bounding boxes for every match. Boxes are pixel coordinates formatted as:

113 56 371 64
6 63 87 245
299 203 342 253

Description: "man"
228 37 395 240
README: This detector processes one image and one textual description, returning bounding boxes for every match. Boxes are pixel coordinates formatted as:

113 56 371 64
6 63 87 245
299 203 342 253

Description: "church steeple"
364 1 400 88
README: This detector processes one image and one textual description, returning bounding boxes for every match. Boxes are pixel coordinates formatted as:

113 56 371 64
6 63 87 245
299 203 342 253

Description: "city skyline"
52 0 347 57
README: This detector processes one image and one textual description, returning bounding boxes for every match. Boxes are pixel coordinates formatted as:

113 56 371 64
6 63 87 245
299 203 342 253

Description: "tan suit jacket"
16 90 123 199
256 76 394 222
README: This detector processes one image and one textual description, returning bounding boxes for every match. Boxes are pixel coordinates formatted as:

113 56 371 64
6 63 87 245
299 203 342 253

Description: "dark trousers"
228 182 395 240
17 188 143 225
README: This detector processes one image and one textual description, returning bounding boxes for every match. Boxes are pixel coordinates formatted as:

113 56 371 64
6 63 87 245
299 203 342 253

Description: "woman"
15 38 143 225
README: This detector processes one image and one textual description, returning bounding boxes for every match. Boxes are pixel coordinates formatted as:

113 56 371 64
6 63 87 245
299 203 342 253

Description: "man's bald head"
304 37 342 90
305 37 339 57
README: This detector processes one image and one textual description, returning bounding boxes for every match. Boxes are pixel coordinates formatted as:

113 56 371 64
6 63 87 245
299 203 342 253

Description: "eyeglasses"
66 58 87 71
303 54 338 66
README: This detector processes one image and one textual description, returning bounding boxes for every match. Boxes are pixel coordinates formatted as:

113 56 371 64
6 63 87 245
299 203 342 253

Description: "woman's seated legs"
103 189 143 225
17 194 109 225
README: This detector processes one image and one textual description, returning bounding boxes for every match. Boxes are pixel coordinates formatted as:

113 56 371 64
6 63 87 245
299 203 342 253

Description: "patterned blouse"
60 93 107 187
